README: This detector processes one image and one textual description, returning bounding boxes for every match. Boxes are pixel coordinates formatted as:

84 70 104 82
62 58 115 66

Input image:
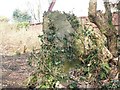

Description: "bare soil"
0 23 42 88
2 53 33 88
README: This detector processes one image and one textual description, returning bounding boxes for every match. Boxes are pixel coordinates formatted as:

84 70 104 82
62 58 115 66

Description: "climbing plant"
27 11 111 89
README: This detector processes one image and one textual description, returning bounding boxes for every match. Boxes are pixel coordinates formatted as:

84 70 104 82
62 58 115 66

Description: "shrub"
27 11 111 88
17 22 30 30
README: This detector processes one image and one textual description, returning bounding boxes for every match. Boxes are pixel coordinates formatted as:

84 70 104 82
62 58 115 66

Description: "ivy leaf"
101 63 110 74
68 82 78 89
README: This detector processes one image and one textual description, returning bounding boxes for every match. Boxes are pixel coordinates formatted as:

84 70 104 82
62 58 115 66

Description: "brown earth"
1 53 33 88
0 23 42 88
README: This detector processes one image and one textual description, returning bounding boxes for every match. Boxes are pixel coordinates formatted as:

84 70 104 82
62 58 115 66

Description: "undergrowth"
27 12 116 89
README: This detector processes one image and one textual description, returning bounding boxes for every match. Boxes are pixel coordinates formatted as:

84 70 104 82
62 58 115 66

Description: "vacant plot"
0 23 42 55
1 22 43 88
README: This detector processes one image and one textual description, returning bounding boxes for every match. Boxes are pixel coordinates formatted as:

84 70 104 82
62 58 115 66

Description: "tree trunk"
88 0 117 57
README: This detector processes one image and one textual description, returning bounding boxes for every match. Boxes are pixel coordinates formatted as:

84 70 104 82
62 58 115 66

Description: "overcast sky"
0 0 119 20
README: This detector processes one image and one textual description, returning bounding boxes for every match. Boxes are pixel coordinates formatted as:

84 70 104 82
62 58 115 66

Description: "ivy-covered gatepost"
28 11 116 88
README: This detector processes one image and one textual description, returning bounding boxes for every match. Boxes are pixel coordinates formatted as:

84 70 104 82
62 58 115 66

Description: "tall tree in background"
13 9 31 22
88 0 118 57
27 0 41 23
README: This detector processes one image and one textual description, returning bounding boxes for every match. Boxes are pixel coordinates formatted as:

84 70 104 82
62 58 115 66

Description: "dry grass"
0 22 43 55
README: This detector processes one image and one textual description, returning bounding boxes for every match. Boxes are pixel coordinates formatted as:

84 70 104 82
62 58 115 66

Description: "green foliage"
27 12 112 88
16 22 30 30
28 14 81 88
102 80 120 89
82 26 92 37
99 63 110 80
68 82 78 89
13 9 31 22
65 13 79 30
28 21 69 88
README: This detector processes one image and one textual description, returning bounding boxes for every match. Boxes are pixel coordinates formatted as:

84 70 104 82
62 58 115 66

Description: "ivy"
27 11 112 89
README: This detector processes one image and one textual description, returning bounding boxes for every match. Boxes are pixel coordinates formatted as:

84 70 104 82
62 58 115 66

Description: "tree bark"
88 0 117 57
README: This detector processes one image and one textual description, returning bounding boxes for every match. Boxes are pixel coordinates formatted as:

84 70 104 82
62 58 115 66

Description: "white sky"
0 0 119 20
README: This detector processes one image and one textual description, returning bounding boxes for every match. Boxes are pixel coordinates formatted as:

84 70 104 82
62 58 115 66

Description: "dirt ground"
1 53 33 88
0 23 42 88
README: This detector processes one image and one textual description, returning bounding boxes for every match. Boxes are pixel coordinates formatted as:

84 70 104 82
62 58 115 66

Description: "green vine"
27 12 111 89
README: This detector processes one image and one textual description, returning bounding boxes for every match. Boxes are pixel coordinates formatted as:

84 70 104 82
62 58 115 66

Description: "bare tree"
88 0 118 57
27 0 42 23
